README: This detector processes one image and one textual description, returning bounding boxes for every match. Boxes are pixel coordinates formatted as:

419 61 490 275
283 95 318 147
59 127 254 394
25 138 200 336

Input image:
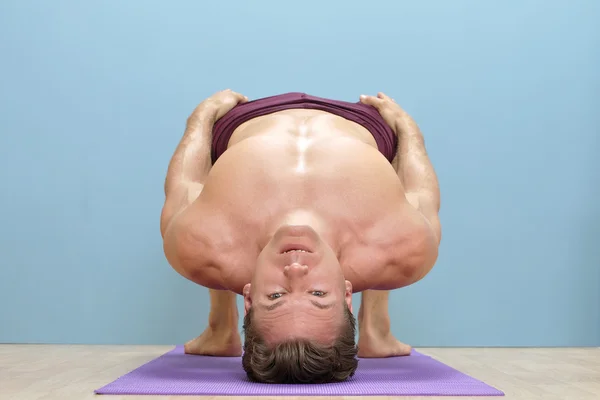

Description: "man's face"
243 225 353 344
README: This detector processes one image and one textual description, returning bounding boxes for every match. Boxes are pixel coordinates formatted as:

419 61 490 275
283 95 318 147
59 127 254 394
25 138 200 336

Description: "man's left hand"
360 92 406 134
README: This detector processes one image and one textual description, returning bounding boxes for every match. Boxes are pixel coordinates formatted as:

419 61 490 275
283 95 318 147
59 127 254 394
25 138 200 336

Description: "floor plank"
0 345 598 399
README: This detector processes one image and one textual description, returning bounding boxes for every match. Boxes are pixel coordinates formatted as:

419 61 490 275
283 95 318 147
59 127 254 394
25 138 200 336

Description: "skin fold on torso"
175 109 420 293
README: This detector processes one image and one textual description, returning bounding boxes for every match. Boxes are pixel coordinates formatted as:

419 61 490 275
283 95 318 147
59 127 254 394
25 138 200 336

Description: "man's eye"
311 291 326 297
268 293 283 300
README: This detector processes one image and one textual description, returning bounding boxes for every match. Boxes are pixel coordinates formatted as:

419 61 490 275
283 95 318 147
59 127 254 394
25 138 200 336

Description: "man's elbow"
398 234 439 286
412 246 438 284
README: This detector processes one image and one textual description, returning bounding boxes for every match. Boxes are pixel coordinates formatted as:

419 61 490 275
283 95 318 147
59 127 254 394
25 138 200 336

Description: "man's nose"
283 263 308 278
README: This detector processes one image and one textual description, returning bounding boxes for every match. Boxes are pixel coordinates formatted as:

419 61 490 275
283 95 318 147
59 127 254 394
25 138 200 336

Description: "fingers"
360 94 383 107
377 92 394 102
236 93 249 103
222 89 248 103
232 90 249 103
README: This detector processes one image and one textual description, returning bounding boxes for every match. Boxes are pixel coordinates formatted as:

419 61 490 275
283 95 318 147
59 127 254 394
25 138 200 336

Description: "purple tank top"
211 92 397 164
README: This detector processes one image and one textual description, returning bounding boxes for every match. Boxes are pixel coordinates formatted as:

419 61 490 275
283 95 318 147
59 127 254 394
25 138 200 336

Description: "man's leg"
184 289 242 356
357 290 412 357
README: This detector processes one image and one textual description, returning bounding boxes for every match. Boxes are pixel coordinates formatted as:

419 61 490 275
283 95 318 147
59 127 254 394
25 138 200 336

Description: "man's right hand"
189 89 248 124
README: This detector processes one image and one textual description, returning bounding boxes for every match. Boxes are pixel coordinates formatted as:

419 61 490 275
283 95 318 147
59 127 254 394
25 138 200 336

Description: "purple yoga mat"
95 346 503 396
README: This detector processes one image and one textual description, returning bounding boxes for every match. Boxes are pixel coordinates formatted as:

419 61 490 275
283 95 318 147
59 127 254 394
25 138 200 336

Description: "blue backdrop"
1 0 598 346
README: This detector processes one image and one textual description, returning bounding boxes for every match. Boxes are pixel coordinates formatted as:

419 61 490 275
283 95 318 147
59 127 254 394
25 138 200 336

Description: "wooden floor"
0 345 599 400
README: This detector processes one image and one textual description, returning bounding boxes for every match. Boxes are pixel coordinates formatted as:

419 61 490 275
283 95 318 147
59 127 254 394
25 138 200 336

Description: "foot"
357 308 411 358
184 327 242 357
357 330 412 358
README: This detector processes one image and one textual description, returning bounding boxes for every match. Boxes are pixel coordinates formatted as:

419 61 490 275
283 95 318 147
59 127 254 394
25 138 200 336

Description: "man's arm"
360 93 441 289
360 92 441 243
395 111 442 244
384 112 441 287
160 104 216 237
160 89 248 237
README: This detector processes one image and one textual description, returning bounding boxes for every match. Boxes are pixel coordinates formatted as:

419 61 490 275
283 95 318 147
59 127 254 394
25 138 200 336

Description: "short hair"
241 305 358 383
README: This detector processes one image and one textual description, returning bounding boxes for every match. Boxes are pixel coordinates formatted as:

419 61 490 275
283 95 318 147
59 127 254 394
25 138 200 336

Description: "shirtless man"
160 90 441 384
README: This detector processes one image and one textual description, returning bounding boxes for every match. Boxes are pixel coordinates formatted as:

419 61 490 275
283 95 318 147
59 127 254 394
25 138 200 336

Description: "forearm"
164 104 216 195
395 114 440 211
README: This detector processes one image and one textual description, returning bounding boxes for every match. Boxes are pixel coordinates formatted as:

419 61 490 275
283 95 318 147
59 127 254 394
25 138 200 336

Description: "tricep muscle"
160 181 205 238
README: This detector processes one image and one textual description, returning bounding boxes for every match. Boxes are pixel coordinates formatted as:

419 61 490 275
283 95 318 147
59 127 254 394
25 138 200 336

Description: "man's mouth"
283 249 310 254
280 244 312 254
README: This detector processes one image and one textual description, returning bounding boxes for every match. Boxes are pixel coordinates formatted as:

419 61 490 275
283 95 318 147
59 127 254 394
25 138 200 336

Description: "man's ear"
344 280 353 314
243 283 252 316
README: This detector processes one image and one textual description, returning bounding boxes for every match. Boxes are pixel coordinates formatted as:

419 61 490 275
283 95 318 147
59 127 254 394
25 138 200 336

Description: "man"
160 90 441 384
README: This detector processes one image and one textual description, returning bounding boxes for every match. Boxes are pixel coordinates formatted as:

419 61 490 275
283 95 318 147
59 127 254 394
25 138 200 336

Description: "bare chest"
201 126 404 232
190 128 406 290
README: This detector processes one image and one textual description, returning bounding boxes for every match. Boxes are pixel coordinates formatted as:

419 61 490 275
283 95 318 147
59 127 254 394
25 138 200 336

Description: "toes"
183 341 196 355
395 342 412 356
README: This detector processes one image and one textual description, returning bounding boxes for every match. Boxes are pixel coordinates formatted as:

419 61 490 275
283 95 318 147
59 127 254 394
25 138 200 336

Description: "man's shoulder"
162 209 244 290
162 210 209 267
340 205 438 290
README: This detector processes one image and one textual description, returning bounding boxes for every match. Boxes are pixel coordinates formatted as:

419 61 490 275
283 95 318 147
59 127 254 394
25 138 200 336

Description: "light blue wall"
1 0 598 346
